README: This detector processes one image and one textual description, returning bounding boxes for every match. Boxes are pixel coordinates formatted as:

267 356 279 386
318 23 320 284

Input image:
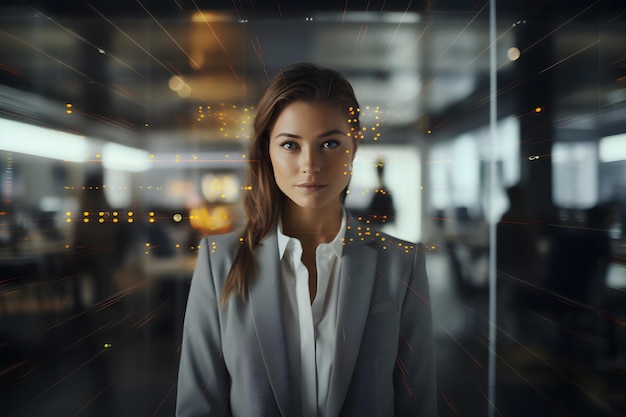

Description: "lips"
296 182 327 191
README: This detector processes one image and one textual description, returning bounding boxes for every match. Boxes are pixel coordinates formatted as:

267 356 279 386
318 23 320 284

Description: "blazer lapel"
248 232 294 417
326 218 378 417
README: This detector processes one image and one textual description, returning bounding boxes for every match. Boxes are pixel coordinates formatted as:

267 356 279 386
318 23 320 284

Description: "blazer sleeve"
176 237 232 417
394 244 437 417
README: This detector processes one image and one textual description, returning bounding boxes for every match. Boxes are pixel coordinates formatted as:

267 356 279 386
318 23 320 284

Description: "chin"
286 195 338 210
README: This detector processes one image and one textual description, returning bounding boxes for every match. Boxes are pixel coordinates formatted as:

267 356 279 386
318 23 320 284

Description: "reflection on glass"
0 2 624 417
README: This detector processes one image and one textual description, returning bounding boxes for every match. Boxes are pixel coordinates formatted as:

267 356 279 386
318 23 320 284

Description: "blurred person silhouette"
71 169 127 307
497 184 548 335
364 158 396 225
591 200 622 365
544 205 611 358
545 206 610 304
176 63 436 417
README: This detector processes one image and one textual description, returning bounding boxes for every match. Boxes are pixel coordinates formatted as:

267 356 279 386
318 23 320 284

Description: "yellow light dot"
113 211 118 216
99 211 104 216
128 211 134 217
66 211 72 216
113 218 118 223
535 107 542 113
149 218 155 223
173 213 183 222
83 211 89 216
66 219 72 223
83 218 89 223
149 211 155 216
145 242 150 247
128 218 134 223
103 343 112 348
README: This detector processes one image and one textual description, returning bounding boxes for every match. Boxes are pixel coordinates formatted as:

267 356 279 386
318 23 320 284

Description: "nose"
301 146 320 174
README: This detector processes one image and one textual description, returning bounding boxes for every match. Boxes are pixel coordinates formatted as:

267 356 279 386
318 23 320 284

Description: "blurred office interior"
1 0 625 416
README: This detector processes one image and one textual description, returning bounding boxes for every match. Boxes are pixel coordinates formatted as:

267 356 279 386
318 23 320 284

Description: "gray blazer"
176 216 437 417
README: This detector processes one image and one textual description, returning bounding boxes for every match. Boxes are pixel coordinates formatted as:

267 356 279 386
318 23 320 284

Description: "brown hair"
220 63 361 305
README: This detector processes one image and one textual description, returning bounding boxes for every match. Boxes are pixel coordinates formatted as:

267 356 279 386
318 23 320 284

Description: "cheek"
269 153 291 179
337 151 354 172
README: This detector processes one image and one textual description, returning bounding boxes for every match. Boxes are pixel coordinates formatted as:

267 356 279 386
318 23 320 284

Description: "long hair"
220 63 361 305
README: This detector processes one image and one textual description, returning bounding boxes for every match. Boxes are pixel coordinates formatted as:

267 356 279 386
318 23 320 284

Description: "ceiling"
0 0 623 153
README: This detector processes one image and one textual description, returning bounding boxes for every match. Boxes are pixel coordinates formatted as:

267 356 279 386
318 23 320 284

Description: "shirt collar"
277 209 347 260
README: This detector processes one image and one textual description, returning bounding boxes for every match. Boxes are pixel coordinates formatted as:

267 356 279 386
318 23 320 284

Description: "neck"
281 202 343 246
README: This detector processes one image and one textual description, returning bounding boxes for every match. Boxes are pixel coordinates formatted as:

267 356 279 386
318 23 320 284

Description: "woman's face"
269 100 356 211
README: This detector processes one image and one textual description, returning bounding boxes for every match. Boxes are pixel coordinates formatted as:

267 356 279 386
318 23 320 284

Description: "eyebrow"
274 129 345 140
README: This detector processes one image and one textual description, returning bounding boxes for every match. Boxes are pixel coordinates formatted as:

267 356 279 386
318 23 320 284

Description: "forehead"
271 101 349 132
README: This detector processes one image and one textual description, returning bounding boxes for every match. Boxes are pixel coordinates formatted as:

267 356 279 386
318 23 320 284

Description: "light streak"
151 384 176 417
522 1 600 55
0 361 28 377
22 4 145 79
71 385 111 417
354 24 369 50
464 24 515 71
135 0 201 70
439 390 460 416
384 0 414 55
539 41 599 74
0 29 142 106
250 36 265 68
8 349 108 416
490 326 622 416
474 386 504 417
88 5 183 81
131 300 170 329
191 0 231 56
230 0 243 20
435 2 489 67
435 318 484 368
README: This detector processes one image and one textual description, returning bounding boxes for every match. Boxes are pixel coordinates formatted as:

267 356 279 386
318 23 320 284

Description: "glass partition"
1 1 624 416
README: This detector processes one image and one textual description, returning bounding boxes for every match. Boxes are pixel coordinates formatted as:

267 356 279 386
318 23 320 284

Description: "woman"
176 63 436 417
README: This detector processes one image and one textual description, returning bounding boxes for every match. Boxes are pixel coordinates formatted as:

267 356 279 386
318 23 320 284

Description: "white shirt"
277 212 346 417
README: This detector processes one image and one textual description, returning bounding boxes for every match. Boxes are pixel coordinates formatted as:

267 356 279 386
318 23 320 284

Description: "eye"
322 140 340 149
280 141 298 150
